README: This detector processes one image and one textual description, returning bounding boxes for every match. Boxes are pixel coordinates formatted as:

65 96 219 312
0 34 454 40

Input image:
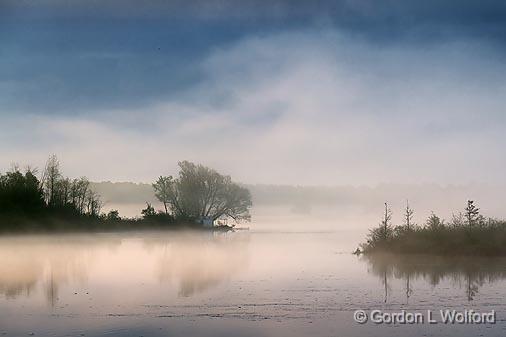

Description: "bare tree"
403 200 414 230
40 155 100 216
382 202 392 240
85 190 102 217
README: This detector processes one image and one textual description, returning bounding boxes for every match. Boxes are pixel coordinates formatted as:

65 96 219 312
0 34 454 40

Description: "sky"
1 0 506 185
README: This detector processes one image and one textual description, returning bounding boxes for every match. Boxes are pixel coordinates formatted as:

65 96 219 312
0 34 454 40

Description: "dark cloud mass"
1 1 506 185
1 0 506 114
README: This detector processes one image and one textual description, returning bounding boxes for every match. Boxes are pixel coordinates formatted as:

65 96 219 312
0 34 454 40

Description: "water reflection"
151 232 249 296
0 235 111 304
0 231 249 305
363 253 506 302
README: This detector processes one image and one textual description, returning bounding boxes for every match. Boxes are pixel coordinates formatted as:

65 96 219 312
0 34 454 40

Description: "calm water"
1 228 505 337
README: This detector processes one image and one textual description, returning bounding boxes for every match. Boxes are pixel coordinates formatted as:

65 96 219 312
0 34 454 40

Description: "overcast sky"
1 1 506 185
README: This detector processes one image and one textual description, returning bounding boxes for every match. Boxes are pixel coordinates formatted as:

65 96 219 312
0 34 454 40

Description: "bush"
361 201 506 256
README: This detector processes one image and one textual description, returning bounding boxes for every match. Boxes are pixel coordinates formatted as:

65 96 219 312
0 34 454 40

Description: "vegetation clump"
152 161 252 223
0 156 252 232
361 200 506 256
0 155 102 230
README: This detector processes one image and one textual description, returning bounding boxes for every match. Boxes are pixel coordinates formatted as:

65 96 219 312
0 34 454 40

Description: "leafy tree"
0 168 44 214
42 154 61 208
141 203 156 218
153 176 173 214
105 210 121 221
154 161 252 223
425 212 445 230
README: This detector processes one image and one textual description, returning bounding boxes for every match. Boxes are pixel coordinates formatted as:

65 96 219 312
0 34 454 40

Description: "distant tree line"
360 200 506 256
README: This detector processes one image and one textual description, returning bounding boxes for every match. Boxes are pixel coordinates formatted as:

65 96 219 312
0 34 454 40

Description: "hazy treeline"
361 200 506 256
92 182 506 219
91 182 156 204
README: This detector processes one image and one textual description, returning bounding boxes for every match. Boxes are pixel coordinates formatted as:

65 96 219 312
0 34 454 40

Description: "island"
359 201 506 256
0 155 252 232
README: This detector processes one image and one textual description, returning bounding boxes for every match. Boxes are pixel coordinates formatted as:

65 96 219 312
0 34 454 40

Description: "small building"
198 216 214 228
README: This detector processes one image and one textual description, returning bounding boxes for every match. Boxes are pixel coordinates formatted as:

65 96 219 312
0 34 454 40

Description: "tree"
105 210 121 221
426 212 445 230
403 200 414 230
141 202 156 218
70 177 91 215
153 176 173 214
465 200 480 227
0 167 44 214
40 155 101 217
85 190 102 217
42 155 61 208
154 161 252 223
365 202 393 249
381 202 393 240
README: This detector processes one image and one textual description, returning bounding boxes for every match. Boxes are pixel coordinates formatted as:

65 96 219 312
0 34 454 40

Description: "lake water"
1 227 505 337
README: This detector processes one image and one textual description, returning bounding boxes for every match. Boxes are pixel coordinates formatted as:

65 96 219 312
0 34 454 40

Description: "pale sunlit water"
1 226 505 337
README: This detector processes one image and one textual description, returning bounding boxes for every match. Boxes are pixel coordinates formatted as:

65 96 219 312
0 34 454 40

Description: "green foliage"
152 161 252 224
0 156 250 232
140 202 175 224
152 176 174 214
362 200 506 256
141 203 156 218
426 212 445 231
0 156 104 231
465 200 483 227
105 209 121 221
41 155 102 216
0 168 44 214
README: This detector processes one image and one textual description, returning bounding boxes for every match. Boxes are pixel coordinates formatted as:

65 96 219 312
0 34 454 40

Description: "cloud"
3 1 506 116
1 29 506 185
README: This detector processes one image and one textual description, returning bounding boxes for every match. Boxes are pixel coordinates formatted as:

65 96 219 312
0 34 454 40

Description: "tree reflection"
0 231 250 305
0 234 121 305
151 232 249 297
362 253 506 302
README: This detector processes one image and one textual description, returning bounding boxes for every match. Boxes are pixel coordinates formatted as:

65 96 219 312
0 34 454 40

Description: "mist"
3 2 506 336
